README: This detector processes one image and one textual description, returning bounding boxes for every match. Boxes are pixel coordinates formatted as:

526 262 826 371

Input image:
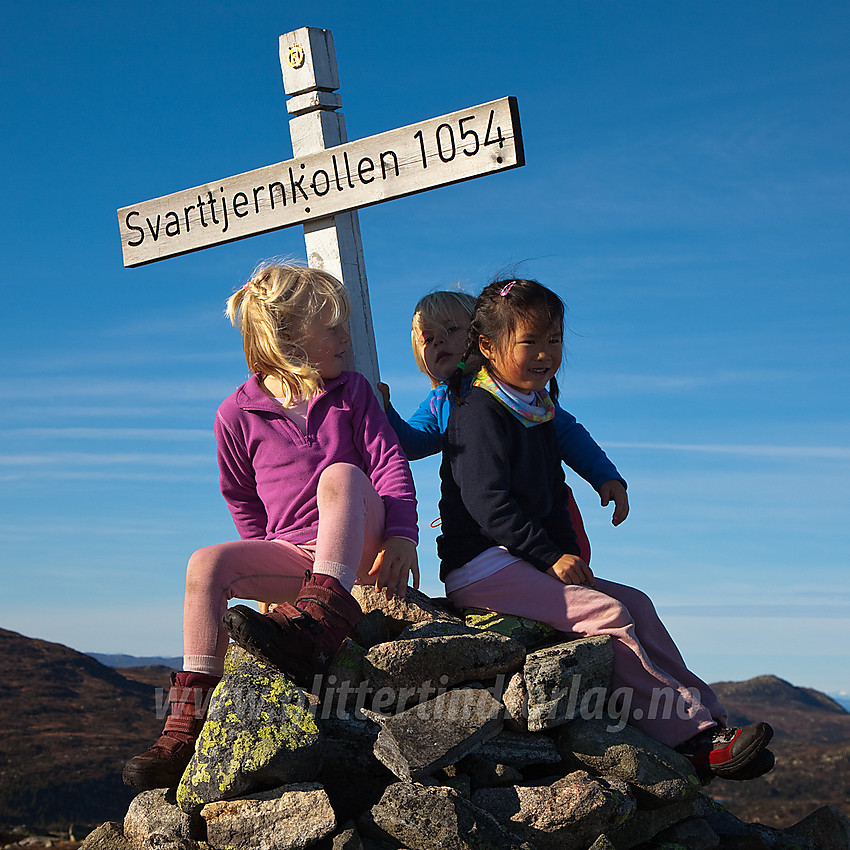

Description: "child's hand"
599 480 629 526
369 536 419 599
547 554 595 587
376 381 391 411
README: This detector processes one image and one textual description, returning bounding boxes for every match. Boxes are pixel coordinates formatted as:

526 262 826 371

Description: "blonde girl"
123 262 418 789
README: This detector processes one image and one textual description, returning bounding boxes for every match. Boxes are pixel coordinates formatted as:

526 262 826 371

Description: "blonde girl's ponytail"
226 261 351 405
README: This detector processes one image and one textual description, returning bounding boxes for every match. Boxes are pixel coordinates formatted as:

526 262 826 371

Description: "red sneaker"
677 721 774 782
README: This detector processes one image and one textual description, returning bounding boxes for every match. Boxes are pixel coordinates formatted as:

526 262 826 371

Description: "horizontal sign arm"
118 97 523 268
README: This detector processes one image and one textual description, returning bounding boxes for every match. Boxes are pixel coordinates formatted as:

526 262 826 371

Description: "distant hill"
709 674 850 826
2 628 848 832
86 652 182 669
0 627 166 831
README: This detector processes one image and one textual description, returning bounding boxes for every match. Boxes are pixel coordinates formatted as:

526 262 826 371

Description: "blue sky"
2 1 848 694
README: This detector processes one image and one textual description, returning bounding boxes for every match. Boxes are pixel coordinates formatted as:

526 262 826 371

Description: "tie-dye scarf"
472 368 554 427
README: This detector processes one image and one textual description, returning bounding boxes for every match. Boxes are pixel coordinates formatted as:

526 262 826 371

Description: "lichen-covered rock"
463 609 558 649
502 671 528 732
79 821 134 850
352 585 461 638
123 788 193 849
363 781 535 850
557 718 699 807
471 769 636 850
459 755 524 788
363 630 525 693
524 635 613 732
201 782 335 850
176 645 322 813
373 687 504 782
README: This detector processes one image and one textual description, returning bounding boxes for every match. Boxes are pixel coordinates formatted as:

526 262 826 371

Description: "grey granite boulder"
651 815 720 848
785 806 850 850
557 718 699 806
502 671 528 731
79 822 135 850
363 781 535 850
351 585 462 638
524 635 613 732
123 787 193 849
471 729 561 769
373 687 504 781
176 645 322 813
201 782 335 850
471 769 636 850
363 629 525 693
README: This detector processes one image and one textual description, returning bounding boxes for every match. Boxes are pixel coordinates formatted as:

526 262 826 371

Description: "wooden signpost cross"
118 27 524 384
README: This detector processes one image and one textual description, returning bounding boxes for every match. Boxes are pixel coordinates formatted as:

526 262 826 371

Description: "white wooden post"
279 27 378 383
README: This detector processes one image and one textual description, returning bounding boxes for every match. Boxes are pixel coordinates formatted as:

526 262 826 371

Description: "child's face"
480 318 562 394
417 306 469 382
297 303 351 380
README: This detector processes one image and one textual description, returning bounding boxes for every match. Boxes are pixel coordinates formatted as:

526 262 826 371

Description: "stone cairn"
83 588 850 850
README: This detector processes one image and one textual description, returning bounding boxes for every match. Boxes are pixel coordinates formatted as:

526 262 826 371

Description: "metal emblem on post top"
287 43 305 69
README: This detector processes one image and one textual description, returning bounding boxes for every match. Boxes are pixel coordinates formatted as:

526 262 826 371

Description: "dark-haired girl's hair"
448 278 564 404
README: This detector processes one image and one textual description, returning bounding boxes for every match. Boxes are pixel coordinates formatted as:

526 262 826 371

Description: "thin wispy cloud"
605 441 850 459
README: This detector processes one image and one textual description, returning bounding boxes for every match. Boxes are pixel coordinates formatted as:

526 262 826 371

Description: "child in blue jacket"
378 290 629 561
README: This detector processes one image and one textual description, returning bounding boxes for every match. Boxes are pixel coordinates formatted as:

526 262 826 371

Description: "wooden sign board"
118 96 523 268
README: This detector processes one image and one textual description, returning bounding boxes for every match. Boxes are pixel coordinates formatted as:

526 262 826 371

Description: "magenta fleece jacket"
215 370 418 545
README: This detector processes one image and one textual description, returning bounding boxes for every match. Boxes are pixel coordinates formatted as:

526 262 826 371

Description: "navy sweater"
437 387 580 581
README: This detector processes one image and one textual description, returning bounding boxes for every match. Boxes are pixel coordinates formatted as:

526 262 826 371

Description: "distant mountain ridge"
2 626 849 831
86 651 182 669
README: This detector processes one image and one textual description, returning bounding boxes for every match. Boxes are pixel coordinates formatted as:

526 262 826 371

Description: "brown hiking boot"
222 571 362 685
122 670 220 788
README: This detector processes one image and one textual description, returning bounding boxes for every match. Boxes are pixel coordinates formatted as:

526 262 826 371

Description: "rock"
332 821 365 850
462 610 558 649
363 781 535 850
79 822 134 850
607 796 707 849
523 636 613 732
785 806 850 850
351 586 461 638
373 687 504 782
326 639 367 689
201 782 335 850
318 713 399 824
176 645 322 813
123 788 193 848
350 610 392 650
502 671 528 732
557 718 699 806
472 729 561 769
459 756 524 788
363 630 525 694
471 769 636 850
651 816 720 848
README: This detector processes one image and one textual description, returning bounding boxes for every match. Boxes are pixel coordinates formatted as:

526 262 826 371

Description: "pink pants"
448 562 727 747
182 463 385 677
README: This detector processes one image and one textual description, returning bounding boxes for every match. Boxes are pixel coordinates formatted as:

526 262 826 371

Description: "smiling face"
297 303 351 380
415 304 470 383
479 317 563 394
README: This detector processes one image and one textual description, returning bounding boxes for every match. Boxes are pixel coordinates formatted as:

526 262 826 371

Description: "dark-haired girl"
438 278 774 782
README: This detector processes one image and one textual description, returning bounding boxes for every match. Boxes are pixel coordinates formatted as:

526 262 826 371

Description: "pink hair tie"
500 280 517 296
242 282 251 290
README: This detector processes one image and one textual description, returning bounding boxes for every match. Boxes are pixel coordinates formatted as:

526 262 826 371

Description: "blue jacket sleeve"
385 395 443 461
554 406 627 492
